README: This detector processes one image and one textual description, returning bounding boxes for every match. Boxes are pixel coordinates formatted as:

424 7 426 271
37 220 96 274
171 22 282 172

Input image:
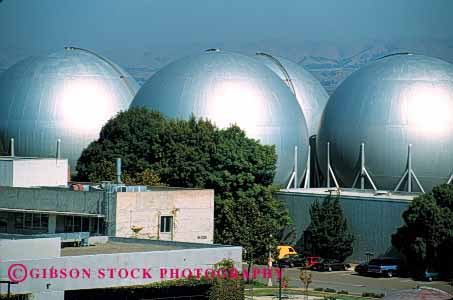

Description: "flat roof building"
0 184 214 245
275 188 416 261
0 156 68 188
0 236 242 300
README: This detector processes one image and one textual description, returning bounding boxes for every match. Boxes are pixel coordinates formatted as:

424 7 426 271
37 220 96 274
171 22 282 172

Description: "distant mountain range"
298 46 399 94
122 46 400 94
1 41 453 95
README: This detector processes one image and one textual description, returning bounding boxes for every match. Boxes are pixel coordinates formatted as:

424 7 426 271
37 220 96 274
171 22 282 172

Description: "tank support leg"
394 144 425 193
326 142 339 189
302 145 311 189
352 143 377 191
285 145 299 189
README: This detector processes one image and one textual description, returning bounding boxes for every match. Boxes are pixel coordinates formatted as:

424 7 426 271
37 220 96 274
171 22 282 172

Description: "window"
82 217 90 232
15 214 24 229
64 216 92 233
0 212 8 232
160 216 173 233
14 213 49 231
73 216 81 232
64 216 73 232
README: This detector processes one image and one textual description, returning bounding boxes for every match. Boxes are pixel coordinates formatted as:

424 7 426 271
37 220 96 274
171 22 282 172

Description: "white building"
0 236 242 300
0 157 68 188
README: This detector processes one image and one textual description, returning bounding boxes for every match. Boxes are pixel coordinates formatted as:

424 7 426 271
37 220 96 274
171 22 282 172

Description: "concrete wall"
0 160 13 186
0 237 61 261
114 189 214 244
0 186 104 215
275 190 412 262
12 158 68 187
0 238 242 300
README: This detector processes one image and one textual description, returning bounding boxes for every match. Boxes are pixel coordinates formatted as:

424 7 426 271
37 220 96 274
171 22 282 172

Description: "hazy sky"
1 0 453 65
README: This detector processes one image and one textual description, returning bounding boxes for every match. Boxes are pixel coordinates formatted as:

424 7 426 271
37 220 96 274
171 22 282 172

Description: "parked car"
273 254 304 268
366 258 407 278
310 259 351 272
303 256 322 268
415 267 441 281
355 263 369 275
277 245 297 260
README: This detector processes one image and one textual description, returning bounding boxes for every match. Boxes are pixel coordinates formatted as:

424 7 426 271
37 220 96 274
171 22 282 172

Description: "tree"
76 107 290 261
215 185 290 265
392 184 453 275
304 195 354 261
76 108 168 183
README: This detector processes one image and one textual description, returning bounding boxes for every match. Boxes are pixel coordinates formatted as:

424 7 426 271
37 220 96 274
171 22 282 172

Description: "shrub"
362 292 385 298
337 290 349 294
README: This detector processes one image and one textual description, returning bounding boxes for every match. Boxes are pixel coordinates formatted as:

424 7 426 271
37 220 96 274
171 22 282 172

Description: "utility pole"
0 280 18 300
278 263 282 300
268 234 273 287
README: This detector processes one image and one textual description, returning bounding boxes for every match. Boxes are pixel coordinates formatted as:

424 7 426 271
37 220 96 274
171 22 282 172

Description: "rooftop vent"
205 48 221 52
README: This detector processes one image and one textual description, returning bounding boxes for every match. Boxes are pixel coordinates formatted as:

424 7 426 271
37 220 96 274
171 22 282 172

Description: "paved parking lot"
252 266 453 295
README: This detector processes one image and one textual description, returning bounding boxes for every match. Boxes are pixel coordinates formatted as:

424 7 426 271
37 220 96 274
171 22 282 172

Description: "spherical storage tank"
0 47 139 171
317 54 453 191
255 53 329 136
131 50 309 185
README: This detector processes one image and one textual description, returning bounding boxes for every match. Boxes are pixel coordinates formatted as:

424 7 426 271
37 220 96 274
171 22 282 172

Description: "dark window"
14 213 48 231
73 216 81 232
64 216 73 232
160 216 173 233
24 214 32 228
0 212 8 232
41 215 49 228
15 214 24 229
33 214 41 228
82 217 90 232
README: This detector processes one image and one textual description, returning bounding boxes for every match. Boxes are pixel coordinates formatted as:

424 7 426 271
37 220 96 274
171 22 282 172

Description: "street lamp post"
0 280 19 300
268 233 273 287
278 262 283 300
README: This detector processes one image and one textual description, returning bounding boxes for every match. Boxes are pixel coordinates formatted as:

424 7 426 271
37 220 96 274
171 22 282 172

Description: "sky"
1 0 453 68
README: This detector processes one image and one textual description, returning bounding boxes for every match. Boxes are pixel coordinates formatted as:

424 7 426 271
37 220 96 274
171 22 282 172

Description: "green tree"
305 195 354 261
76 107 290 261
392 184 453 274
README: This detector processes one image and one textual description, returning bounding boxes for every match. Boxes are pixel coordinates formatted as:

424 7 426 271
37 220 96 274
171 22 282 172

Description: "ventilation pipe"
116 158 122 184
56 139 61 159
10 138 14 157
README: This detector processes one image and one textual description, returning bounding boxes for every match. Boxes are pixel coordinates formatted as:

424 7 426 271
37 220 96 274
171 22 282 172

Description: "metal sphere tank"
131 49 309 185
0 47 139 171
317 54 453 192
255 53 329 136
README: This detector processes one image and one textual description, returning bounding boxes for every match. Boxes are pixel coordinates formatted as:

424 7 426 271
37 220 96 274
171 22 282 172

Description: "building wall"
114 189 214 244
12 159 68 187
0 186 104 215
0 237 60 261
0 238 242 300
274 190 412 261
0 160 13 186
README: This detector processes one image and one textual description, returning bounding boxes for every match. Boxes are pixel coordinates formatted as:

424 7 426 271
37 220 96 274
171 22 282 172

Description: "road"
249 265 453 296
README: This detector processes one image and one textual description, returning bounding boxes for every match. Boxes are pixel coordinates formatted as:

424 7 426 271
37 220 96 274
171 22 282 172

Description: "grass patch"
245 288 378 299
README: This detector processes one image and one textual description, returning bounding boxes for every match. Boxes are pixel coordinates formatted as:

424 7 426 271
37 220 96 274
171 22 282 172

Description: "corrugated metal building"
275 188 415 261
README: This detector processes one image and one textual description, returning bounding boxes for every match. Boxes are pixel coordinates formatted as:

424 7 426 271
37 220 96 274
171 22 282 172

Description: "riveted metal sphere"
0 47 139 171
255 53 328 136
382 287 451 300
131 50 309 185
317 54 453 191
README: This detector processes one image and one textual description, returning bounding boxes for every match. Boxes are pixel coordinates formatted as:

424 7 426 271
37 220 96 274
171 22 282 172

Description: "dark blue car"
366 258 407 278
